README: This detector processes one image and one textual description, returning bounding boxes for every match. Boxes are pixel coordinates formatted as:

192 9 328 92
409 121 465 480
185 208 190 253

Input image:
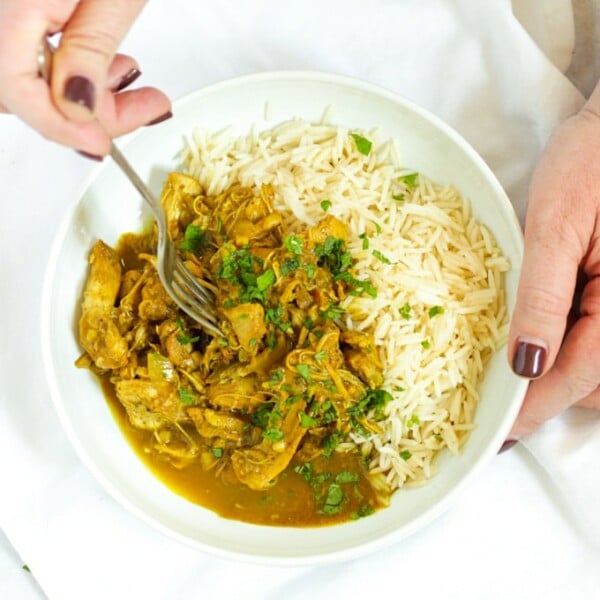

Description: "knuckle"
62 29 118 64
518 283 572 320
555 362 600 402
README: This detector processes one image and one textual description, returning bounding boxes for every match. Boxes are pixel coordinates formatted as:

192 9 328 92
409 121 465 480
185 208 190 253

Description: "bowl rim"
40 69 527 565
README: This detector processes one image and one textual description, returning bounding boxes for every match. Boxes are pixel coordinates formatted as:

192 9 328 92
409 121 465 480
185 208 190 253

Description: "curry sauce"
77 175 391 526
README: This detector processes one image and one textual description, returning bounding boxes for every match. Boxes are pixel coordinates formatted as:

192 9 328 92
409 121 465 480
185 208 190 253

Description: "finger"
106 53 141 92
575 388 600 410
509 278 600 438
97 86 172 139
51 0 147 121
507 153 590 379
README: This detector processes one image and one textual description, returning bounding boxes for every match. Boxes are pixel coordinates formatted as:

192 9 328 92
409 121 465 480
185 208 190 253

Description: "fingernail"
64 76 96 111
76 150 104 162
145 111 173 126
113 68 141 92
498 439 518 454
512 339 547 378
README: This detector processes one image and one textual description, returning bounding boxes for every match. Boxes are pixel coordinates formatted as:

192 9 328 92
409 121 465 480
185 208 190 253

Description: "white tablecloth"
1 1 599 598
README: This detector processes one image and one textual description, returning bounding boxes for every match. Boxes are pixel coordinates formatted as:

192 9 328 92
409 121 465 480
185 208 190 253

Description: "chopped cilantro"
303 263 316 279
211 447 224 458
299 412 317 427
263 428 284 441
349 388 393 421
399 303 412 320
322 431 342 457
392 193 405 201
319 483 345 515
399 173 419 189
256 268 275 291
179 224 207 255
283 235 304 255
320 200 332 212
350 132 372 156
372 249 391 264
350 504 375 520
400 450 412 461
314 350 328 363
265 303 293 332
314 236 352 275
371 220 382 235
335 471 359 484
175 317 200 344
320 303 345 320
296 364 312 382
268 368 284 386
177 388 196 405
406 414 421 428
281 256 301 275
421 339 431 349
428 305 444 318
359 232 370 250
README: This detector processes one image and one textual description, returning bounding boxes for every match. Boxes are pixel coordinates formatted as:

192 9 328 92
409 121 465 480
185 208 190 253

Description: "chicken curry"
76 173 392 525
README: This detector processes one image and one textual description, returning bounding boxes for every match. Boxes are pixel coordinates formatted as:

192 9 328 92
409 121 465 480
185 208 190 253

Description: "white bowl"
42 71 527 565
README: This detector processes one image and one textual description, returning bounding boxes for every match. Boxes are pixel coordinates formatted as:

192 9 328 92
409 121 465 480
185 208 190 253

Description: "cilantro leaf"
350 132 372 156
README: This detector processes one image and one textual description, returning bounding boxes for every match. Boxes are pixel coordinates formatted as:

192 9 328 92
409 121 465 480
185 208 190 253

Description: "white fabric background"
1 1 599 598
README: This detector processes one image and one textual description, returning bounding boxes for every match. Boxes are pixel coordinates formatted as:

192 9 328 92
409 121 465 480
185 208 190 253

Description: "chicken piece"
223 303 266 352
341 330 383 388
344 349 384 388
188 407 250 444
231 399 307 490
115 379 188 425
204 373 264 411
79 241 128 370
138 274 176 321
161 172 202 241
307 215 349 247
156 320 196 370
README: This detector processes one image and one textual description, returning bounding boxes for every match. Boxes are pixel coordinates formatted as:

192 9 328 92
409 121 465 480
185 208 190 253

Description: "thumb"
51 0 147 122
508 183 582 381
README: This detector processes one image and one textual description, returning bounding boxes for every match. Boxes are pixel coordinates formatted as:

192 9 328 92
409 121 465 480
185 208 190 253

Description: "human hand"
0 0 171 155
507 80 600 441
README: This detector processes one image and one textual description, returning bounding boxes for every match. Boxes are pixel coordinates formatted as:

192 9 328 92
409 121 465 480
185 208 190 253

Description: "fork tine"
171 280 222 337
174 259 215 304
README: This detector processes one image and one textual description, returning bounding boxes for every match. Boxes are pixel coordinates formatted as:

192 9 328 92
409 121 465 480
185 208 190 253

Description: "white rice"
180 118 510 491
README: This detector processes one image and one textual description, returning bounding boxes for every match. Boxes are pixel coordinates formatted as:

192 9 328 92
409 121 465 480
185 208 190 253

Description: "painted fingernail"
113 68 141 92
76 150 104 162
512 339 547 378
498 439 518 454
145 111 173 126
64 76 96 111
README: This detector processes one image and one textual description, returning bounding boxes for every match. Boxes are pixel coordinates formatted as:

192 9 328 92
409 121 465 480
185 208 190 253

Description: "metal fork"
38 39 221 337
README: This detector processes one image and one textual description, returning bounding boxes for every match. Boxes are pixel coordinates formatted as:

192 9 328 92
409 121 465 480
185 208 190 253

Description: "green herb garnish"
283 234 304 255
177 388 197 405
399 173 419 189
428 305 444 318
320 200 332 212
399 303 412 320
179 224 208 255
350 132 372 156
372 249 391 264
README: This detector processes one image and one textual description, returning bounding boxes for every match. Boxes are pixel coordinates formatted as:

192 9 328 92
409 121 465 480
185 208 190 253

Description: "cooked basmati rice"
180 117 510 492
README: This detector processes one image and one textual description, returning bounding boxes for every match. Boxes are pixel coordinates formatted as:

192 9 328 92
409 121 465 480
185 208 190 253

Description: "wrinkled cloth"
1 1 599 598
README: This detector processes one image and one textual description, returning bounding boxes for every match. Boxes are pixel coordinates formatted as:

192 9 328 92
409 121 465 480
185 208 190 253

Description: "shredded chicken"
77 173 391 496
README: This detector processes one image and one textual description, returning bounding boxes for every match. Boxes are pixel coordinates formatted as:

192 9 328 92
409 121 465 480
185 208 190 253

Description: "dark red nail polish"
512 341 546 378
145 111 172 126
64 76 96 111
76 150 103 162
113 68 141 92
498 439 518 454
